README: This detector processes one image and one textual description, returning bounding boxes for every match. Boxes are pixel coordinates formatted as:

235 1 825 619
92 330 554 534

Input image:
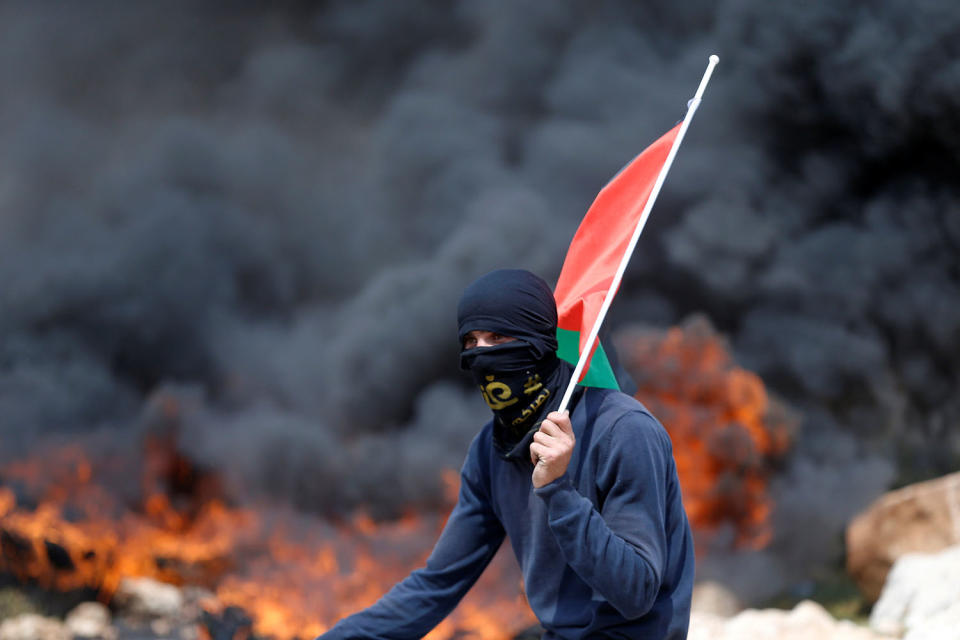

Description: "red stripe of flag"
554 123 682 384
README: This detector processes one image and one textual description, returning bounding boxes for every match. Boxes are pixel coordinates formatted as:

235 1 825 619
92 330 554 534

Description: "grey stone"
65 601 112 639
903 601 960 640
847 472 960 602
871 544 960 640
691 581 743 617
113 576 185 620
689 600 893 640
0 614 70 640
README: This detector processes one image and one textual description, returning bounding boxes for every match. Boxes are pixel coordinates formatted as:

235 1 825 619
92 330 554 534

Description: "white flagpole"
557 54 719 414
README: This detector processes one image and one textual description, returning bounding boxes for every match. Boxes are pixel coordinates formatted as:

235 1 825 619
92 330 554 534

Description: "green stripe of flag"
556 328 620 390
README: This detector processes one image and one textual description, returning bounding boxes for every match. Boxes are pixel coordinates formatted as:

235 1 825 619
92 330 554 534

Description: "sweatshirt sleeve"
533 411 672 619
317 447 506 640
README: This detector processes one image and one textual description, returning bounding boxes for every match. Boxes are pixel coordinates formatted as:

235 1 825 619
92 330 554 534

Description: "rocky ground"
690 601 887 640
2 555 957 640
0 577 216 640
2 473 958 640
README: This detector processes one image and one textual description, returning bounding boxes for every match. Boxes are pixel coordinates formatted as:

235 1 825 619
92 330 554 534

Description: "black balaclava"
457 269 575 460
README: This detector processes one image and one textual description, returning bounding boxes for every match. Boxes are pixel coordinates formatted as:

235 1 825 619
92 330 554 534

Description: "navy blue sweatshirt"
317 388 695 639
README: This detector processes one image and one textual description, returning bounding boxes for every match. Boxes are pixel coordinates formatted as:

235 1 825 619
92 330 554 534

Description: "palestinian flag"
554 122 682 388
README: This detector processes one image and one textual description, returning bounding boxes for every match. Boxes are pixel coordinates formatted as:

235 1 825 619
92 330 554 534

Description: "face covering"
457 270 574 459
461 340 564 439
457 269 559 360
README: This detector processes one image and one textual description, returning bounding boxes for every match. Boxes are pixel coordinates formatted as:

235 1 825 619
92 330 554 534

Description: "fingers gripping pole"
556 55 719 414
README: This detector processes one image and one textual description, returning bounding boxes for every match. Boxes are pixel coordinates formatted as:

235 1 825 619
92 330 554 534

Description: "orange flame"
0 424 534 639
1 319 791 637
616 316 793 549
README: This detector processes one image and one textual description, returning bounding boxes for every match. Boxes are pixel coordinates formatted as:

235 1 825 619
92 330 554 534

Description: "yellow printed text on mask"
480 375 519 411
512 387 550 427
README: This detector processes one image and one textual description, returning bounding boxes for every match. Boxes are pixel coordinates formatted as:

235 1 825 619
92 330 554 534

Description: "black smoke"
1 0 958 603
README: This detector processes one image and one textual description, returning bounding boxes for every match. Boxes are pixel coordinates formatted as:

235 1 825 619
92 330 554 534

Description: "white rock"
178 624 200 640
786 599 838 627
0 614 70 640
687 611 727 640
113 576 185 619
903 599 960 640
871 544 960 639
65 601 112 638
150 618 173 636
691 581 743 617
688 600 893 640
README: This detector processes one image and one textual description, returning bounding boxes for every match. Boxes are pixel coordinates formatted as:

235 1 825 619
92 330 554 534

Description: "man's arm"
317 452 505 639
532 410 675 620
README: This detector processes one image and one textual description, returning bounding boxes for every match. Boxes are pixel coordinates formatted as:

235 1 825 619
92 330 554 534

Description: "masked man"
318 269 695 639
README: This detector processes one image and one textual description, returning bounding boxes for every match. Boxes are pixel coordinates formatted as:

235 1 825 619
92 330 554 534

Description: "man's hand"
530 410 575 488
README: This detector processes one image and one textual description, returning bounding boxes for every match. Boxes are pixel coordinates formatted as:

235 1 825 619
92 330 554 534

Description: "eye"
463 336 477 349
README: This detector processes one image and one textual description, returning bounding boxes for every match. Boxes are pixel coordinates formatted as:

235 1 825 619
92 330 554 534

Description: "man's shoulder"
464 419 496 465
580 387 655 423
579 388 670 446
